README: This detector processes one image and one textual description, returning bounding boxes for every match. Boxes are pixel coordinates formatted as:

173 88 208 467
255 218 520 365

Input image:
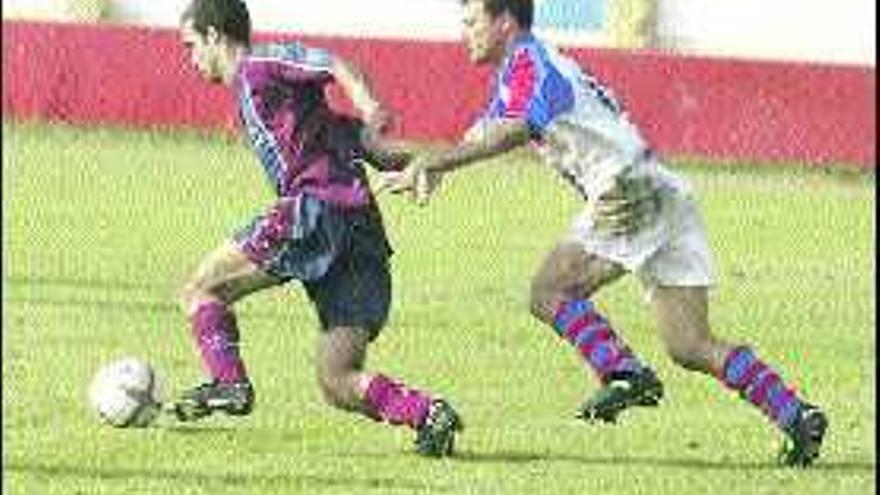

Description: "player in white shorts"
381 0 827 467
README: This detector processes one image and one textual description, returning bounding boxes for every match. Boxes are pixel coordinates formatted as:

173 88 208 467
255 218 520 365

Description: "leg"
173 241 283 421
306 216 461 457
179 240 283 312
642 192 827 466
651 286 732 374
529 241 625 323
178 240 282 382
314 326 462 458
178 194 306 390
314 326 373 415
530 241 663 422
652 286 827 467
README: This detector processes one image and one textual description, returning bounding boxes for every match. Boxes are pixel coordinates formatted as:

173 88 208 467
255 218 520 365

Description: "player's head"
460 0 533 65
180 0 251 84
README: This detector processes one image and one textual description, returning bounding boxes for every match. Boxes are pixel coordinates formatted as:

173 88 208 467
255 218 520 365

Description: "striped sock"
553 299 645 382
720 346 803 431
364 374 432 430
190 301 248 384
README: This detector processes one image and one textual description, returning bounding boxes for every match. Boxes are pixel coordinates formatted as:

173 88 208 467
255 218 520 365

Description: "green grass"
2 121 875 494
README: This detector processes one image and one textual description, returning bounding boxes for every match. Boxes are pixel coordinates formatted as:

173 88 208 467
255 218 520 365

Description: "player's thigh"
641 204 716 349
532 240 626 299
635 194 715 295
304 247 392 341
184 241 283 304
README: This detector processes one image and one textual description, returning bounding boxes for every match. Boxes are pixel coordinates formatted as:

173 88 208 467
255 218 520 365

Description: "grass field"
2 121 875 494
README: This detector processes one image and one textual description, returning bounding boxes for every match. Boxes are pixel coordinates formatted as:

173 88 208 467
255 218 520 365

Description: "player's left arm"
267 42 391 134
330 56 391 135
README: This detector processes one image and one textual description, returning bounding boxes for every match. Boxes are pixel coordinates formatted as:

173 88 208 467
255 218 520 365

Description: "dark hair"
463 0 533 29
181 0 252 47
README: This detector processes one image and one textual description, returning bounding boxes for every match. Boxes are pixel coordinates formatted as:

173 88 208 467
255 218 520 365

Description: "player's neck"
221 45 249 85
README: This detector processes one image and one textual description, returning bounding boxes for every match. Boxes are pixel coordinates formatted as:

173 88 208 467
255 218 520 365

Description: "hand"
376 156 443 206
593 176 662 235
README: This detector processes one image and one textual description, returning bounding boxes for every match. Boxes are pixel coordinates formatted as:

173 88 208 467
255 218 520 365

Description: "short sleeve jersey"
478 33 688 202
233 42 370 207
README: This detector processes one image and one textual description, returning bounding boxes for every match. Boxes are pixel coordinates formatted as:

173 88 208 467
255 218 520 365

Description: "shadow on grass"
5 461 450 492
160 424 242 434
452 450 876 473
3 294 177 314
4 275 162 292
3 293 291 321
159 424 310 449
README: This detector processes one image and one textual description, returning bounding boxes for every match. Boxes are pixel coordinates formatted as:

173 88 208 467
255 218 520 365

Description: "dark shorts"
233 194 393 338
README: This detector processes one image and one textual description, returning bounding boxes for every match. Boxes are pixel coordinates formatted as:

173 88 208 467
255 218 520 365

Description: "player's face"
461 0 508 65
180 21 225 83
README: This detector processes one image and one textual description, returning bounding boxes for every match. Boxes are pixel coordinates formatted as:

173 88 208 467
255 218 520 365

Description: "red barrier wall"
2 21 875 167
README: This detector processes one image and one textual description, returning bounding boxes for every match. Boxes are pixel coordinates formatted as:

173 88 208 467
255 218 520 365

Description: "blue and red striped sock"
553 299 646 382
720 346 803 431
190 301 248 384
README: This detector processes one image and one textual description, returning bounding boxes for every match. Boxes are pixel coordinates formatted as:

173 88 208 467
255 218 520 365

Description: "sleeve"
496 47 572 136
503 48 539 120
242 42 334 90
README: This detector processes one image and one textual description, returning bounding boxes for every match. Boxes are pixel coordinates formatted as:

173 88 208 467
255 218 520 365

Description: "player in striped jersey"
172 0 461 457
381 0 826 466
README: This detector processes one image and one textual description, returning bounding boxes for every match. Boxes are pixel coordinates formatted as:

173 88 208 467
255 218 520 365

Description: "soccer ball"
88 357 164 428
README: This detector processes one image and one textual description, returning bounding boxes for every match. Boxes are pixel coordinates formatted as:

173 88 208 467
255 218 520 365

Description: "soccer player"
381 0 827 466
172 0 461 457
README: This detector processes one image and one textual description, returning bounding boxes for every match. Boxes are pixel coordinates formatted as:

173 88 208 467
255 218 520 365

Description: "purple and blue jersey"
233 42 371 207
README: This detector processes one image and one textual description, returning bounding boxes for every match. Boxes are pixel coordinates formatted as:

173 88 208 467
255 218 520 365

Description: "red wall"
2 21 875 167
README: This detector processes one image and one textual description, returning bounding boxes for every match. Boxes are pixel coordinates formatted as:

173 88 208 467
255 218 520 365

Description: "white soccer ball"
88 357 164 428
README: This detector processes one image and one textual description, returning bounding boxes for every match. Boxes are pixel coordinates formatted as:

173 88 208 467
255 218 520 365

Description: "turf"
2 121 875 494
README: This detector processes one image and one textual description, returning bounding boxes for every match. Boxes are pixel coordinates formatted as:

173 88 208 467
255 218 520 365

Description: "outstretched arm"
361 137 418 171
376 118 532 202
419 118 531 174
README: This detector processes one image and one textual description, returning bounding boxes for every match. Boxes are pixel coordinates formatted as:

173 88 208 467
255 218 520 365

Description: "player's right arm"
366 116 492 175
414 118 532 174
376 117 530 203
377 44 545 201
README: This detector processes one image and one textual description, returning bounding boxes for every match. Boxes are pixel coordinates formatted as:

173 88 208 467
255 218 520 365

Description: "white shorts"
565 189 716 298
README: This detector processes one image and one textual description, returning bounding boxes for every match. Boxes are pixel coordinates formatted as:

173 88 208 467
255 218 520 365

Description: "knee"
176 279 206 314
177 272 229 315
528 286 548 322
529 277 564 323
